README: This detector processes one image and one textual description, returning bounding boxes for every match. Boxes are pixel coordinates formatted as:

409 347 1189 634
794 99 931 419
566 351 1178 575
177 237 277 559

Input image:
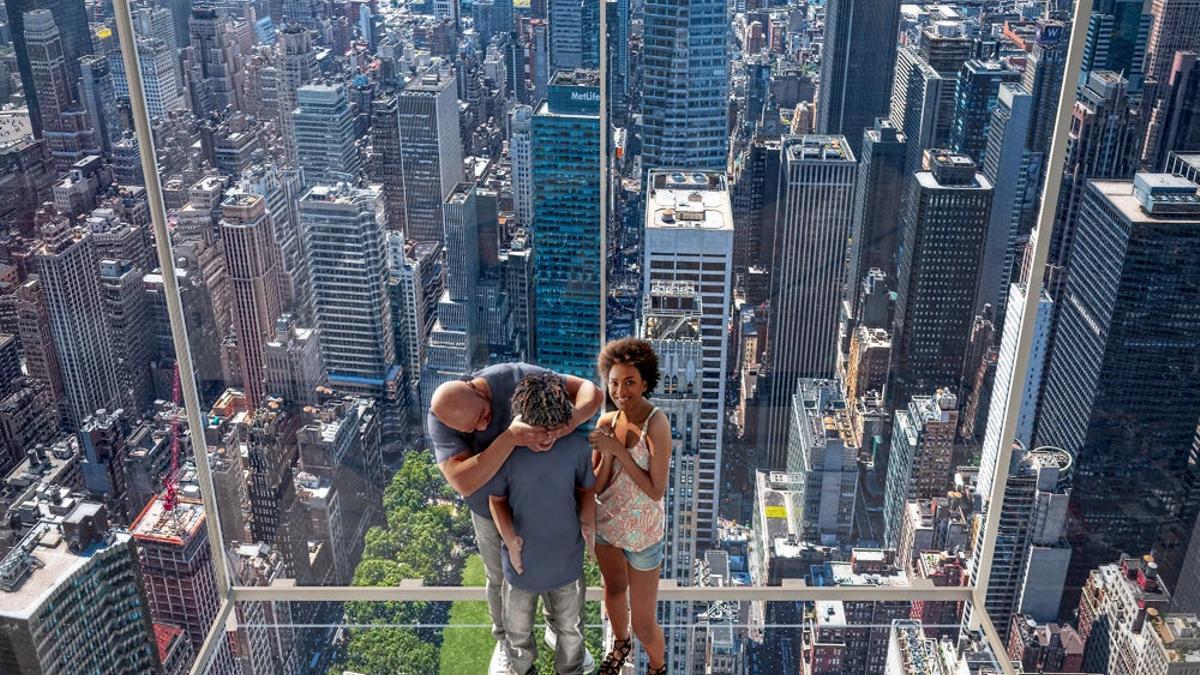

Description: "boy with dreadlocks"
489 373 596 675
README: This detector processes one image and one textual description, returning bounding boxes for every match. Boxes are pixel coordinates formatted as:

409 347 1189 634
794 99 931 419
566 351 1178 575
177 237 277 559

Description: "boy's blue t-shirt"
495 431 595 593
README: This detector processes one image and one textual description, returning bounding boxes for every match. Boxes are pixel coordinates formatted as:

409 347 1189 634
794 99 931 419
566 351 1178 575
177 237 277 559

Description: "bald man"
428 362 602 673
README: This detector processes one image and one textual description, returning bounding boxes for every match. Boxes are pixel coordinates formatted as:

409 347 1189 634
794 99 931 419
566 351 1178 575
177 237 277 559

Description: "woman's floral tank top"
595 408 665 553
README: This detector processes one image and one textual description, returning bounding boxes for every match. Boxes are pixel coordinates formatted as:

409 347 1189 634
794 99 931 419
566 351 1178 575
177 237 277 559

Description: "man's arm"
489 495 524 575
560 375 603 434
438 428 519 497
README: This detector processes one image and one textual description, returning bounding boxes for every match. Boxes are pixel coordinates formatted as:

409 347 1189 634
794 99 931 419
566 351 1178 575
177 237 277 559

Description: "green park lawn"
440 555 494 674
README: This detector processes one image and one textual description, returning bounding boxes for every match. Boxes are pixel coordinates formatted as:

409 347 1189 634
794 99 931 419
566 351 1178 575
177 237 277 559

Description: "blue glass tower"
532 70 601 378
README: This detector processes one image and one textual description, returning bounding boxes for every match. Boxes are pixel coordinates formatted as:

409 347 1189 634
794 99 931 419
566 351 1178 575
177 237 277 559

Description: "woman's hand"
588 426 625 458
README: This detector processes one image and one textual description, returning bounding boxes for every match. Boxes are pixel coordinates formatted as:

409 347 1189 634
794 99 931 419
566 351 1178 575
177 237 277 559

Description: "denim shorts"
596 533 665 572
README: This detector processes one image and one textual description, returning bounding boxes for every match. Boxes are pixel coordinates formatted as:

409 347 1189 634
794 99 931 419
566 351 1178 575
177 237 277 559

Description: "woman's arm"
590 412 619 492
593 412 672 501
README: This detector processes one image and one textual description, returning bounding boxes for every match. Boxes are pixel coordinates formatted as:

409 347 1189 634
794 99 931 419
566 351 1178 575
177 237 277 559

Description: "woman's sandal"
648 664 667 675
598 637 633 675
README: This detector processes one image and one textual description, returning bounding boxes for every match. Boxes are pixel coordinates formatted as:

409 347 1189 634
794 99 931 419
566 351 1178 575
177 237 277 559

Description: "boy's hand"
505 536 524 574
582 524 596 560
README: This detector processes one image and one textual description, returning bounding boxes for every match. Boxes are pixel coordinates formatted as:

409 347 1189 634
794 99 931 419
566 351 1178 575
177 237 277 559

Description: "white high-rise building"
969 445 1073 635
236 164 310 319
398 72 464 243
510 105 534 226
977 277 1054 504
220 193 283 407
276 24 317 163
390 237 443 404
32 220 120 429
644 170 733 545
293 83 362 186
786 378 859 545
108 37 185 119
761 136 857 466
640 282 704 675
300 183 398 398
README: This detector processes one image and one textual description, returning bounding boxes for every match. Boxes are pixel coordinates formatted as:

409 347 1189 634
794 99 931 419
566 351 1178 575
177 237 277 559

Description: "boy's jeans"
503 578 585 675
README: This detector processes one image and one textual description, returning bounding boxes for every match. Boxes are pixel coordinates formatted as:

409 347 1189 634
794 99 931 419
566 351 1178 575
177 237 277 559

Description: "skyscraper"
786 378 859 544
641 0 729 172
890 45 948 179
846 119 905 317
1080 0 1152 93
1034 173 1200 601
237 164 311 319
639 282 702 670
890 150 993 411
0 503 160 673
644 170 734 545
99 258 154 415
549 0 585 69
187 6 243 116
510 105 534 226
131 491 222 653
300 183 399 398
1143 0 1200 96
32 220 120 430
293 83 362 186
972 444 1073 637
77 54 123 153
977 273 1054 502
1022 20 1070 155
761 136 857 466
978 84 1041 317
1143 52 1200 170
391 238 443 403
608 0 629 115
532 70 601 378
4 0 93 137
277 23 318 164
397 72 464 242
950 60 1021 166
1051 71 1141 296
22 9 98 170
815 0 901 156
220 193 284 407
369 92 405 231
884 389 958 548
108 36 186 119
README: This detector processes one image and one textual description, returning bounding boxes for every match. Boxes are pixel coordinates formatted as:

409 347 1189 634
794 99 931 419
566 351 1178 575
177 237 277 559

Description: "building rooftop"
646 171 733 232
1148 611 1200 663
786 135 855 163
1095 176 1200 220
0 502 128 619
130 494 206 546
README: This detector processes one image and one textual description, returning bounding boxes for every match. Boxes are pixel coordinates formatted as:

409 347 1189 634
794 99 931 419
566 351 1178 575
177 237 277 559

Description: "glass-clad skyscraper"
531 70 601 378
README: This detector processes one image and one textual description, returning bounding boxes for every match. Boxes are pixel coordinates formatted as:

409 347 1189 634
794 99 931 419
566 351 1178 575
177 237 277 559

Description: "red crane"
162 364 183 511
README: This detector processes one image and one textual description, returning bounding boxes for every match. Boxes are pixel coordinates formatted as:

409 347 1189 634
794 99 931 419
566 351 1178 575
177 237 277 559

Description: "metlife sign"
548 83 600 115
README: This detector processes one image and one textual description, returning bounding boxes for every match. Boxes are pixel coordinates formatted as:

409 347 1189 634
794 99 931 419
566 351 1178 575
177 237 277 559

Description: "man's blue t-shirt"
426 363 562 517
495 431 595 593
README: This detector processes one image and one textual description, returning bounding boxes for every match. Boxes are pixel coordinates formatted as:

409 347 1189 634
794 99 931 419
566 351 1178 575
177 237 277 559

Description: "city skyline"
0 0 1198 671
